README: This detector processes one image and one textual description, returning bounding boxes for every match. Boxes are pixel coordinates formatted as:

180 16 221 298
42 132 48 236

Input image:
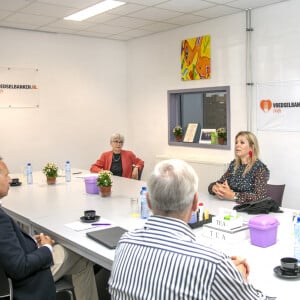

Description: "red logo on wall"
260 99 272 112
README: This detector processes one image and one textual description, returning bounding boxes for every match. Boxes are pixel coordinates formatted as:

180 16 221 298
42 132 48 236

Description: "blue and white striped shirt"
109 215 268 300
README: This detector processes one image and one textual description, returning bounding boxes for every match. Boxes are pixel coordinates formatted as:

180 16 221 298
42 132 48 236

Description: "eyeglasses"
112 140 123 144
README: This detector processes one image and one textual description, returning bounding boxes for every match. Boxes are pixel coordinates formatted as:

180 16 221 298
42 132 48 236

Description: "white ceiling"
0 0 289 41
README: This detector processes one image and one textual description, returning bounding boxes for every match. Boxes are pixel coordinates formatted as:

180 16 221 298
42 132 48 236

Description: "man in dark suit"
0 159 56 299
0 158 99 300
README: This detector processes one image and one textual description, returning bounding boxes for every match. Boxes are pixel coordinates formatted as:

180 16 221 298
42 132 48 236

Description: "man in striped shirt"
109 159 270 300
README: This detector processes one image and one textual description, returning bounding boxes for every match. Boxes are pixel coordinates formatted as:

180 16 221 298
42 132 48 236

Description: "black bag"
233 196 283 214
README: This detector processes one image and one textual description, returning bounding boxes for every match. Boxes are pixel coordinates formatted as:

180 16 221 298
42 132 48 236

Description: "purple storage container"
84 176 99 194
248 215 279 248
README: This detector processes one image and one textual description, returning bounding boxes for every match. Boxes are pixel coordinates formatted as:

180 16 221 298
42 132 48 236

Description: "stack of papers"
65 218 112 231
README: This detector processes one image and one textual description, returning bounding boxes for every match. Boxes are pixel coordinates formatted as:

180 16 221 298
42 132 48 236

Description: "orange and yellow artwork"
181 35 211 81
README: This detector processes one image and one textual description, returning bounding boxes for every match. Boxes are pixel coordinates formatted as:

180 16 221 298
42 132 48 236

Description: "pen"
91 223 111 226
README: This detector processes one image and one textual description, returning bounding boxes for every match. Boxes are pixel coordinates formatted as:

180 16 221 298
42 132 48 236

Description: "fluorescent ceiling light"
64 0 126 21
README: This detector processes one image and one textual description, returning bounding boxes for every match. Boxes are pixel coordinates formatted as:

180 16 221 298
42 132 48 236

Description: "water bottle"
65 161 71 182
140 186 149 219
294 216 300 262
26 163 33 184
189 211 197 224
197 202 204 222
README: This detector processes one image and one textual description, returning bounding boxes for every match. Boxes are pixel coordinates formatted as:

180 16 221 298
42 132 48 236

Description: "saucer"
273 266 300 279
80 216 100 223
10 182 22 186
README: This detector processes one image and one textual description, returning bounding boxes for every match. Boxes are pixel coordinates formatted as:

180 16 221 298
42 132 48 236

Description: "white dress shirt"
109 215 269 300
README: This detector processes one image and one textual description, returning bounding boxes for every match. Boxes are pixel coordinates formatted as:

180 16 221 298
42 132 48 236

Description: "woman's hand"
212 180 235 200
131 167 139 180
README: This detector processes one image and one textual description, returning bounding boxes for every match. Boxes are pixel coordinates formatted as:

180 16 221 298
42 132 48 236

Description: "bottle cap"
297 216 300 223
198 202 204 206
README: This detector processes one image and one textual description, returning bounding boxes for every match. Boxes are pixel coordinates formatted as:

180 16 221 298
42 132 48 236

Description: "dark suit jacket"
0 207 56 300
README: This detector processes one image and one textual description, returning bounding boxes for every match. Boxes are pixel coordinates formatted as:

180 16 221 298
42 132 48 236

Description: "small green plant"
97 170 113 187
172 125 183 137
216 127 226 139
43 162 58 178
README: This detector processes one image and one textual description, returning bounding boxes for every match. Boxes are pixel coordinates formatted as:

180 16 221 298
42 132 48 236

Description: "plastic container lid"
248 215 279 230
84 176 97 183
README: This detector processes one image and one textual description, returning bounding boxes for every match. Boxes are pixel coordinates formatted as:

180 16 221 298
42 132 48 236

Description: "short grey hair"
147 159 198 213
110 133 124 143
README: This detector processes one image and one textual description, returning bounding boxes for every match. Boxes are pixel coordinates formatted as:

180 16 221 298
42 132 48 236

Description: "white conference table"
2 171 300 299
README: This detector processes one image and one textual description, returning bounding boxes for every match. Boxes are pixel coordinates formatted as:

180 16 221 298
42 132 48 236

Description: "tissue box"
248 215 279 248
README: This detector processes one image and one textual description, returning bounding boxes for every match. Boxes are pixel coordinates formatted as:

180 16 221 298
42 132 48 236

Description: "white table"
2 171 300 299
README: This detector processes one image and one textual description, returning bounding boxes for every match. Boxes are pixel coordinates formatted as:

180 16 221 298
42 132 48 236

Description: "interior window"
168 86 230 149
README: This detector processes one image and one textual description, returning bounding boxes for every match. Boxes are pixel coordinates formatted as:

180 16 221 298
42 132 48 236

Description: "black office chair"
138 166 144 180
266 184 286 207
0 264 75 300
95 268 111 300
0 265 12 300
55 276 76 300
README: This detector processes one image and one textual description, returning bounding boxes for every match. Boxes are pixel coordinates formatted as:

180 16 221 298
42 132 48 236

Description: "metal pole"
246 9 254 131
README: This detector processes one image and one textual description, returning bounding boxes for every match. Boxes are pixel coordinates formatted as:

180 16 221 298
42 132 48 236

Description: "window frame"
168 86 231 150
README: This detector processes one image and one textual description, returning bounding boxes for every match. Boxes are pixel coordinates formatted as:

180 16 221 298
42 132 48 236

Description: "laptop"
86 226 127 249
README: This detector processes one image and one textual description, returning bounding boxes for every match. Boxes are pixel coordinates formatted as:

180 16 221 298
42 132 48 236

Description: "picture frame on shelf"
183 123 198 143
199 129 216 144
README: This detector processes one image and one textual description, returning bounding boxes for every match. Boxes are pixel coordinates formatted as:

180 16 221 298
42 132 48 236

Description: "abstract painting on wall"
181 35 211 81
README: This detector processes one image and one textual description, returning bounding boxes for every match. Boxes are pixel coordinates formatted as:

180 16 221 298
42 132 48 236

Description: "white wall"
126 13 247 193
252 0 300 208
0 28 128 174
1 0 300 209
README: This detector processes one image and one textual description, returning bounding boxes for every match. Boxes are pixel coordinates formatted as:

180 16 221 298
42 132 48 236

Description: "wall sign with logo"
257 81 300 131
0 67 39 108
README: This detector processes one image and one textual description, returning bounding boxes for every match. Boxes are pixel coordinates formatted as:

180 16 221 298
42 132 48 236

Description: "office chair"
0 264 75 300
138 166 144 180
266 184 286 207
95 268 111 300
55 276 76 300
0 265 13 300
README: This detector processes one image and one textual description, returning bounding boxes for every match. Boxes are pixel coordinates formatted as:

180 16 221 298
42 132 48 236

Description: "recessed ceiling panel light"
64 0 126 21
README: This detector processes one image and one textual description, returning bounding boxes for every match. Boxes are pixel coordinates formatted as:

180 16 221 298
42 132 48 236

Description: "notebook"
86 226 127 249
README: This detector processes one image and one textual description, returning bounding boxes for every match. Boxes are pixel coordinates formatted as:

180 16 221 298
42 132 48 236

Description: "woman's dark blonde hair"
234 131 259 176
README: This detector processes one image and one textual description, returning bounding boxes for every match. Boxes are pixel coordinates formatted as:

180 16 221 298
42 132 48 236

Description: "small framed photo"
199 129 216 144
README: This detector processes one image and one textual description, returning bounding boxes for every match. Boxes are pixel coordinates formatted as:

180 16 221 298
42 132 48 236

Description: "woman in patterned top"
208 131 270 203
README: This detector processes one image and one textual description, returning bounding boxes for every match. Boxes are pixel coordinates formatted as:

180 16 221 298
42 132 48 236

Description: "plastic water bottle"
140 186 149 219
65 161 71 182
26 163 33 184
197 202 204 222
189 211 197 224
294 216 300 262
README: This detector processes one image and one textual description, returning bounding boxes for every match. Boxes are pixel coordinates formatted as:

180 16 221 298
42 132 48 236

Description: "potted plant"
172 125 183 141
97 170 113 197
216 127 227 145
43 162 58 184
